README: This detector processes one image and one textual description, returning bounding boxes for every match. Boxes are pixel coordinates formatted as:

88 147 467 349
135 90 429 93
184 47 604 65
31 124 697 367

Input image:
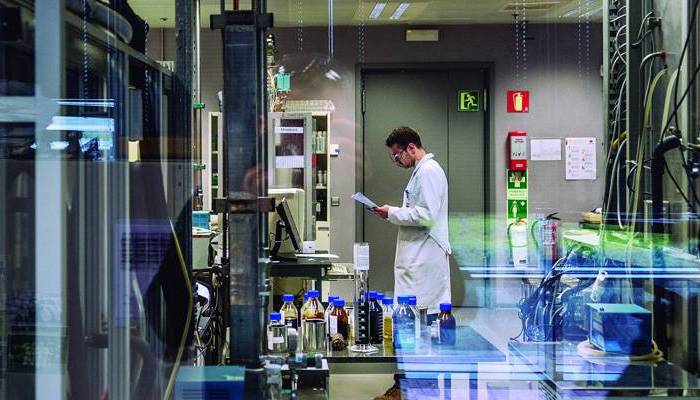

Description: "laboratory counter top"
509 340 700 394
327 326 505 366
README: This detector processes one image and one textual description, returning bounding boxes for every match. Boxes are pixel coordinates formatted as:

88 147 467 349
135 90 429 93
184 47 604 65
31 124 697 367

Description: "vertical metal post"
223 16 263 366
34 0 66 398
174 0 194 269
108 47 131 400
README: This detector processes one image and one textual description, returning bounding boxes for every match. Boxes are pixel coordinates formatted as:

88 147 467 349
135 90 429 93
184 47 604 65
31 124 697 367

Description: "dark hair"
385 126 423 149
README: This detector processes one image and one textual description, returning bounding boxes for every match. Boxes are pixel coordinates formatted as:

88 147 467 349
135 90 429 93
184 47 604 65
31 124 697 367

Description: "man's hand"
373 205 390 220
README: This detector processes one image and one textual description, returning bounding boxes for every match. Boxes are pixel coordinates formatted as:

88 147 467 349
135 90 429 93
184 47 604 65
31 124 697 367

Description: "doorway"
357 65 492 306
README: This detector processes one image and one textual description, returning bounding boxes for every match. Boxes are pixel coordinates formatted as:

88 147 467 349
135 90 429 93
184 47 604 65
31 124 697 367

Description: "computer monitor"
271 198 303 257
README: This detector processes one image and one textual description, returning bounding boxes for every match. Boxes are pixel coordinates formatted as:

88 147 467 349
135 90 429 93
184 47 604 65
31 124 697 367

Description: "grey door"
361 68 488 305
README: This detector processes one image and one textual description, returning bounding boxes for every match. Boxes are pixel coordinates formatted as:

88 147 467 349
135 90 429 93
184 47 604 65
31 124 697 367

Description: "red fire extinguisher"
532 212 560 270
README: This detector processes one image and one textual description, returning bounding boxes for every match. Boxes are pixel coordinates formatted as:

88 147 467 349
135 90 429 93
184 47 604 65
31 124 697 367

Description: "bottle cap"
440 303 452 312
270 312 282 321
333 298 345 307
408 296 417 306
309 290 319 298
368 291 377 299
397 296 410 304
282 294 294 302
327 295 337 303
376 292 385 300
382 297 394 305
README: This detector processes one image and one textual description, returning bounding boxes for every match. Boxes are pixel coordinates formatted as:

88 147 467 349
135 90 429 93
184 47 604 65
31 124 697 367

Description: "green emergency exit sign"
458 90 480 112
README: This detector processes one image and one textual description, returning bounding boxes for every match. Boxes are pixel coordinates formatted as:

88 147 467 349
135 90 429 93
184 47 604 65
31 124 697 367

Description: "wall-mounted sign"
506 170 528 221
458 90 480 112
507 90 530 113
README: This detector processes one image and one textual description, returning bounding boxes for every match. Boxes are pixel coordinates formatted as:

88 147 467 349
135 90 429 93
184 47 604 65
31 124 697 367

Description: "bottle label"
430 321 439 341
329 315 338 335
271 336 285 344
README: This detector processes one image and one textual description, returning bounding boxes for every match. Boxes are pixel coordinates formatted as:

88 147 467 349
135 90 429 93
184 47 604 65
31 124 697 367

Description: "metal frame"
34 2 67 399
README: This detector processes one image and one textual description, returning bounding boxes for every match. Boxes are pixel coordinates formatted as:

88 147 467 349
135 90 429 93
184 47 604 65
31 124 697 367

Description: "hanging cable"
671 0 700 129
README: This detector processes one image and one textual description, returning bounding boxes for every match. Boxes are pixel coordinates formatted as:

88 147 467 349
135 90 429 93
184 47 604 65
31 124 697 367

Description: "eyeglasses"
390 149 405 162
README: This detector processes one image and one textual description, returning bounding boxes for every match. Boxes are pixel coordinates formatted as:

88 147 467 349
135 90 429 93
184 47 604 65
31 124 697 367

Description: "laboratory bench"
508 340 700 399
268 253 334 291
327 326 506 399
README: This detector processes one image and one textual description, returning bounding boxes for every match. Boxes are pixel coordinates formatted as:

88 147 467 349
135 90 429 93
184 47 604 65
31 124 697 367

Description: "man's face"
389 143 415 168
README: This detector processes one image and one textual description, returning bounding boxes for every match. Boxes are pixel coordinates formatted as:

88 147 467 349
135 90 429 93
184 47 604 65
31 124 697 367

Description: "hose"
164 220 194 400
577 340 663 364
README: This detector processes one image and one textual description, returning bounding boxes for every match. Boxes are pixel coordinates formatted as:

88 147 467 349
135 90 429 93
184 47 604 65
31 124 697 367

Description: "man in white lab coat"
373 127 451 400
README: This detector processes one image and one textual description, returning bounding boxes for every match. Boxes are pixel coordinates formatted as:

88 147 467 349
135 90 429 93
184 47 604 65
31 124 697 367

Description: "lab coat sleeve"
387 170 443 227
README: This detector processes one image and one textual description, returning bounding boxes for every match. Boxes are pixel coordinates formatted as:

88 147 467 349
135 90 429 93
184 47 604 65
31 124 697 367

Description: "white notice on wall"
530 138 562 161
275 155 304 169
565 137 597 180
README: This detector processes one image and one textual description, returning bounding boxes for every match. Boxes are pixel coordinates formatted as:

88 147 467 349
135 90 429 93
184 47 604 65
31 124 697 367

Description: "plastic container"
393 296 416 350
268 312 288 353
382 297 394 347
368 291 383 344
280 294 299 330
431 303 456 346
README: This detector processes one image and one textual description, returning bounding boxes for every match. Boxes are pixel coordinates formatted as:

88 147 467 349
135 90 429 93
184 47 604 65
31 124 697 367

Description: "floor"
328 307 533 400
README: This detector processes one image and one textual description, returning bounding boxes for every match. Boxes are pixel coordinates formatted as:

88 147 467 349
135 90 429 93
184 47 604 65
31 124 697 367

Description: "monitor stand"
270 220 297 262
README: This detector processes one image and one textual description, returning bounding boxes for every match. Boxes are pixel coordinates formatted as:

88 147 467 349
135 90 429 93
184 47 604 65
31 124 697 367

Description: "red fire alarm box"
507 90 530 113
509 131 527 171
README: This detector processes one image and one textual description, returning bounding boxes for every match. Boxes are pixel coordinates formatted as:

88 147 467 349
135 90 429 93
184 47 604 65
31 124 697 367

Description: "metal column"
173 0 194 273
212 3 273 395
34 1 66 398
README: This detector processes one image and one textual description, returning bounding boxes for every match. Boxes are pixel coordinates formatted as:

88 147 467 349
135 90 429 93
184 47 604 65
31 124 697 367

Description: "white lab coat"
387 153 451 314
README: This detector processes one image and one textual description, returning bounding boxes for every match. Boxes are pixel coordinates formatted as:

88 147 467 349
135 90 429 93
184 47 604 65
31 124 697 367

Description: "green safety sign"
506 170 528 222
508 199 528 220
458 90 480 112
507 170 527 190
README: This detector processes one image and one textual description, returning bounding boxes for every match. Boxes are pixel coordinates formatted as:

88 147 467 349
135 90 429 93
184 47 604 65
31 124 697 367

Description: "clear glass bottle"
369 291 383 344
408 296 419 342
268 312 288 353
280 294 298 330
301 290 326 352
393 296 416 350
325 295 338 337
382 297 394 347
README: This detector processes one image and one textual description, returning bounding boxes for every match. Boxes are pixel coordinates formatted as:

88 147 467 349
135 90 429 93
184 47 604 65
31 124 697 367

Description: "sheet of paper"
530 138 562 161
352 192 378 209
565 137 597 180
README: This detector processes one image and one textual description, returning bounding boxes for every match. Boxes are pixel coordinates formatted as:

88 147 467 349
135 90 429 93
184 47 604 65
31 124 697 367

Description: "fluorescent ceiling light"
583 6 603 18
390 3 410 20
561 0 597 17
369 2 386 20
